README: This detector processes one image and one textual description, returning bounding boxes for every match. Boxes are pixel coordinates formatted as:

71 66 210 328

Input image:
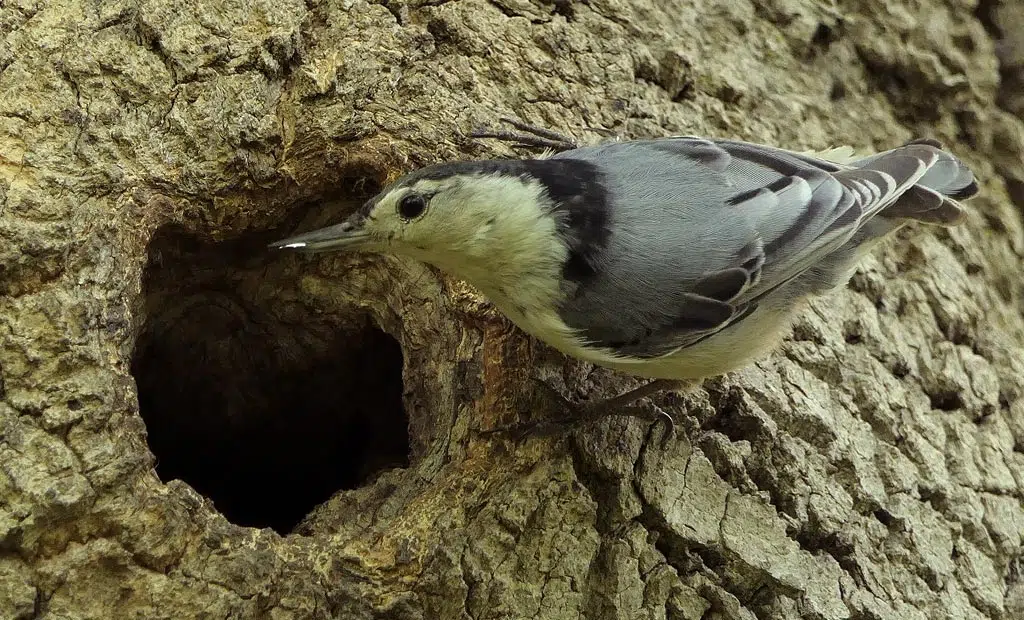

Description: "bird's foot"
470 117 580 152
483 378 685 445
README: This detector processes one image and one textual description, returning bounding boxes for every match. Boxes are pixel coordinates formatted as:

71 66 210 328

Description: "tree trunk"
2 0 1023 618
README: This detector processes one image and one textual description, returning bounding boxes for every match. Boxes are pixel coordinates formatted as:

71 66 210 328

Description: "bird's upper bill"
268 213 371 253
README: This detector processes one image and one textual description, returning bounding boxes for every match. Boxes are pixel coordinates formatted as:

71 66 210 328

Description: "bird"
270 119 979 434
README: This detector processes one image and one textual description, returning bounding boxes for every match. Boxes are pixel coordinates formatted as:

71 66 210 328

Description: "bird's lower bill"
269 222 373 253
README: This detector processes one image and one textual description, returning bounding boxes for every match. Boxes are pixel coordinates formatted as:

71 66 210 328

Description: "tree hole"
131 224 408 534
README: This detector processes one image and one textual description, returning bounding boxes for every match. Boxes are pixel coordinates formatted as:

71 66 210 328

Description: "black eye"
397 193 427 220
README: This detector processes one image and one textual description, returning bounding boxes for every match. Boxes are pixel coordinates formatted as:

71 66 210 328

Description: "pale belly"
494 297 801 381
591 305 797 379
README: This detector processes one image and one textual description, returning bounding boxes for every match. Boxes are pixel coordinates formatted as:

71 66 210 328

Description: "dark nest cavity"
131 224 408 534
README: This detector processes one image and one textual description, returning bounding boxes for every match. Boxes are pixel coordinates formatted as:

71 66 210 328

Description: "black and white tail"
847 138 978 226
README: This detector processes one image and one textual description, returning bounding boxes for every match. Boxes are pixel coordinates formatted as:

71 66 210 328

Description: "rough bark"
1 0 1023 619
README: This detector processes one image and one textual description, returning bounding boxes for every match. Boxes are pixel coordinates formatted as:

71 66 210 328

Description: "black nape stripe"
519 159 611 284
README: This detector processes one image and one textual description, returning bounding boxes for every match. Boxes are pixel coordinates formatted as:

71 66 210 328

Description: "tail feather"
885 186 966 224
916 155 976 197
851 140 978 226
947 179 979 200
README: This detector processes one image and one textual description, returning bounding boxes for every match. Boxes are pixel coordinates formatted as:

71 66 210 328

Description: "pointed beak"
268 215 372 253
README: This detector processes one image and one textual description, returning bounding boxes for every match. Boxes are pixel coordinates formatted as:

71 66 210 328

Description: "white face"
355 172 553 262
358 177 469 253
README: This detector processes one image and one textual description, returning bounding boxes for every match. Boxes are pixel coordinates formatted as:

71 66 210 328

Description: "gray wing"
550 137 943 358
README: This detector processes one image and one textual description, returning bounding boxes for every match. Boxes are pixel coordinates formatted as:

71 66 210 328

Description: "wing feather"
551 137 957 358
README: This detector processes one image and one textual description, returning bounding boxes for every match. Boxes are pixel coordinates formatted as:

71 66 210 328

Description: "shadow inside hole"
131 225 408 534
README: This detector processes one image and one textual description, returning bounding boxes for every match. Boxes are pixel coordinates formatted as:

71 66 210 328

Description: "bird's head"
271 159 592 284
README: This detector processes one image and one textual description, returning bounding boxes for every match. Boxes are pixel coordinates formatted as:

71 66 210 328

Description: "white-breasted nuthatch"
271 122 978 429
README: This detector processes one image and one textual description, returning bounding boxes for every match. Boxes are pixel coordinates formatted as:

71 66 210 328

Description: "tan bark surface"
2 0 1023 618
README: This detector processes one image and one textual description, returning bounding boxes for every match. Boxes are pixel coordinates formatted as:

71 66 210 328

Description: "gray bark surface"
1 0 1023 618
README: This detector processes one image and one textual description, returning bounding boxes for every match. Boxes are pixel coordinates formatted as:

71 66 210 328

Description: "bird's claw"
481 378 677 445
470 117 580 152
